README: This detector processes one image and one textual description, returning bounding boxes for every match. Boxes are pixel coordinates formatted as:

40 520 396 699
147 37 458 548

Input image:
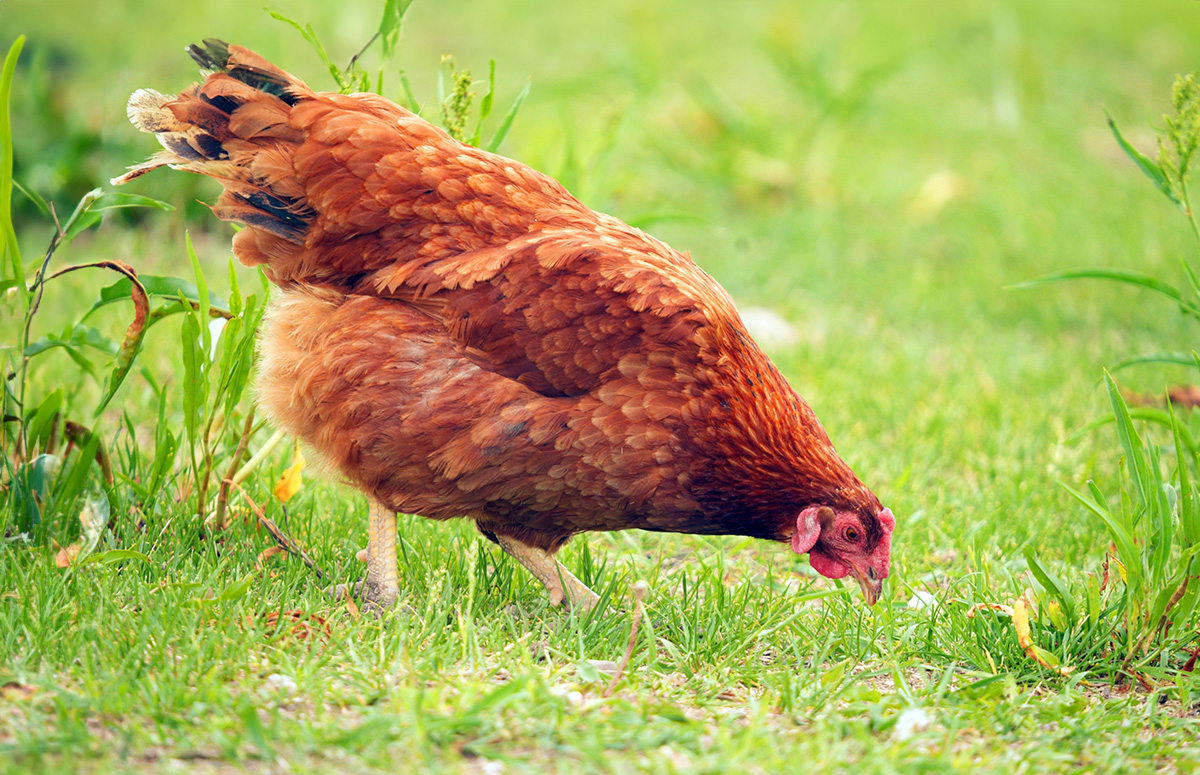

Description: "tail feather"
189 38 303 106
187 38 231 72
113 40 314 242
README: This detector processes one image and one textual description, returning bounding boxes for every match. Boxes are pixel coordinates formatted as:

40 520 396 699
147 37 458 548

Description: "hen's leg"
326 497 400 611
495 535 600 612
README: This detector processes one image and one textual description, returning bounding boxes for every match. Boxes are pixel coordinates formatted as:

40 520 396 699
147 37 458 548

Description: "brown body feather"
118 42 886 560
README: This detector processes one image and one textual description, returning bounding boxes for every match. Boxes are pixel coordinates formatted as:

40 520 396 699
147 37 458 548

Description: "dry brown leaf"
273 443 306 503
343 587 360 620
966 602 1013 618
1 682 36 701
53 540 81 568
247 609 332 644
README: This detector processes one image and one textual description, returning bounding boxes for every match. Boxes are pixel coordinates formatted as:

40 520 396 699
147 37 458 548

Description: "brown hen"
116 41 895 611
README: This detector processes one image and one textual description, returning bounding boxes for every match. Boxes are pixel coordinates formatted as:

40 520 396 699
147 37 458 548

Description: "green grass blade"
1110 351 1198 372
180 307 202 447
1062 481 1141 591
1104 372 1150 513
1023 547 1075 624
1175 400 1200 548
1013 269 1200 317
485 79 530 153
0 36 24 300
185 233 212 360
12 178 50 218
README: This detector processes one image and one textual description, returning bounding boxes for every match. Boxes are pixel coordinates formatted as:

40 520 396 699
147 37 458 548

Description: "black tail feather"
187 39 231 72
189 39 300 106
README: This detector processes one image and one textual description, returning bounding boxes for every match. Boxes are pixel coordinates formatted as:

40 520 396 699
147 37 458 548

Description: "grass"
3 0 1200 772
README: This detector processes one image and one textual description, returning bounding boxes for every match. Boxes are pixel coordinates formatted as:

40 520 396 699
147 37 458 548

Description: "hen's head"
791 504 895 605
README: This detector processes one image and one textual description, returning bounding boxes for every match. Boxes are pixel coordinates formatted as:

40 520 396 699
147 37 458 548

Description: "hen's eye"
844 527 861 542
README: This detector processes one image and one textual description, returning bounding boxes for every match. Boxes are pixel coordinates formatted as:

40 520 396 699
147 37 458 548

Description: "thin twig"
228 479 325 580
212 407 256 531
346 31 381 73
604 581 648 698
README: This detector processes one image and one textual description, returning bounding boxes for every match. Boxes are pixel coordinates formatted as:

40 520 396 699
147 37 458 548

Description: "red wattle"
809 550 849 579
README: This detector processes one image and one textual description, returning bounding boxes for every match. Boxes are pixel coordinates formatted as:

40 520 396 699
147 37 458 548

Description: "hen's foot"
324 578 405 614
325 497 402 614
495 535 600 612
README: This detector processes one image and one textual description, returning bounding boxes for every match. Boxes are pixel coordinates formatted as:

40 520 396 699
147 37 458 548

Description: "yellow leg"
495 535 600 612
327 497 400 611
363 497 400 609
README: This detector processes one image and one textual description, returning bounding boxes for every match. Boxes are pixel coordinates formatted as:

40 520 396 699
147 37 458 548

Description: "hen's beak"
849 566 883 606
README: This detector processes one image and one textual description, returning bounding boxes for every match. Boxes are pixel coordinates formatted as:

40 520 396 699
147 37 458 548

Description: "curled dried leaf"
256 545 286 569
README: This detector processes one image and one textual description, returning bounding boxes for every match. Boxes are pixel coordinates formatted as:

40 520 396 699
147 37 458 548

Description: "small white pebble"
893 707 932 741
907 591 937 610
263 673 298 695
479 759 506 775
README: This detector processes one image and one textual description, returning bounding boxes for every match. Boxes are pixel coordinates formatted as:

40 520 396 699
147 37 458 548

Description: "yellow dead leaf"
273 444 306 503
1014 595 1074 676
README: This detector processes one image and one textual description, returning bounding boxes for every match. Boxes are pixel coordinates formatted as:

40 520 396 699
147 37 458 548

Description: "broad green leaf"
60 188 103 242
87 275 229 317
379 0 415 57
26 389 63 455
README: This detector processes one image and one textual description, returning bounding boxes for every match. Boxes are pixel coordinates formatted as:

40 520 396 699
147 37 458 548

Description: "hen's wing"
118 41 744 400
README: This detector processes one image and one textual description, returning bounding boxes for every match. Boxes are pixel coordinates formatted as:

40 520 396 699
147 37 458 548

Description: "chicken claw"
495 535 600 612
324 498 401 612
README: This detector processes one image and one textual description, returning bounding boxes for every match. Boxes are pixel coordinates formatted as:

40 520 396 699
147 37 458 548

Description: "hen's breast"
257 290 700 549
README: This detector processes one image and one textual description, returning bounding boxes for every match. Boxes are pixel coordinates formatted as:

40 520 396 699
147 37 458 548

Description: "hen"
115 41 895 611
